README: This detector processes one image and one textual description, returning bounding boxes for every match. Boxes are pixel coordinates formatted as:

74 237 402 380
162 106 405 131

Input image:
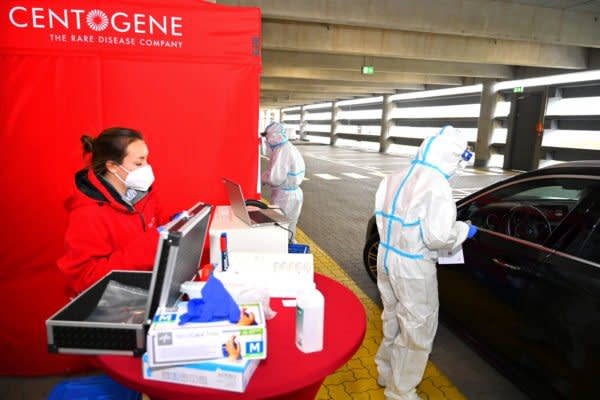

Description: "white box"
209 206 288 272
142 353 260 393
147 302 267 368
215 251 315 298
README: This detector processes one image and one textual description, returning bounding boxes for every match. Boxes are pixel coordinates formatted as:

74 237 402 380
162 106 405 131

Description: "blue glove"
467 224 478 239
179 275 240 325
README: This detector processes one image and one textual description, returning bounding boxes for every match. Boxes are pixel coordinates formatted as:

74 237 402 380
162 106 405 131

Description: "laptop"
223 178 290 227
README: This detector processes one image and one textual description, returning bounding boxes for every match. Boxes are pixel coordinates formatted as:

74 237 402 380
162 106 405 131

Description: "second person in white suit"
261 122 306 243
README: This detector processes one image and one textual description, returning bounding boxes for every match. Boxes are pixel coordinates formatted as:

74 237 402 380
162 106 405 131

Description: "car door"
518 186 600 398
438 176 595 397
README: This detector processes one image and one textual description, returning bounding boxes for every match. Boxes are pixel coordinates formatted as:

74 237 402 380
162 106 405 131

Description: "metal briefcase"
46 202 212 356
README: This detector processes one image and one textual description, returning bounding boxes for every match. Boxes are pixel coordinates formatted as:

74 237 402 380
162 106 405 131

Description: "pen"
220 232 229 272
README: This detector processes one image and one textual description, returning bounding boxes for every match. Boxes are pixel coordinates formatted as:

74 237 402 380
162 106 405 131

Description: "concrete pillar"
330 102 340 146
299 106 308 141
474 80 500 168
590 49 600 69
379 94 393 153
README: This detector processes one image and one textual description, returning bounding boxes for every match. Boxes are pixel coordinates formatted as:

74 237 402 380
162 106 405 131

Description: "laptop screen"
223 178 253 224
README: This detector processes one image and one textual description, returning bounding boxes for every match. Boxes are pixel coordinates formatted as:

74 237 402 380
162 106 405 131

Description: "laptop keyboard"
249 210 275 224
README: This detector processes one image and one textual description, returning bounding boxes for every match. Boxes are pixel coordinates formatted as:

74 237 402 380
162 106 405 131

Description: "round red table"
96 273 367 399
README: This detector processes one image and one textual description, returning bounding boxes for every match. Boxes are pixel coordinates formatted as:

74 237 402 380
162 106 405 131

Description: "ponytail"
80 134 94 155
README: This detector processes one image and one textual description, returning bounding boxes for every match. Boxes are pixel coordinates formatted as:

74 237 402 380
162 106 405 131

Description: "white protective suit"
375 126 470 400
261 122 306 242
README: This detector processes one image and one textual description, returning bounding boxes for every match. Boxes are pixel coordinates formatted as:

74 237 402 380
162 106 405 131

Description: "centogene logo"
86 9 109 32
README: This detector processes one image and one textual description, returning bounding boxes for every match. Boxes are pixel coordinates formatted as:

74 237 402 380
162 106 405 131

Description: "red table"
97 273 367 399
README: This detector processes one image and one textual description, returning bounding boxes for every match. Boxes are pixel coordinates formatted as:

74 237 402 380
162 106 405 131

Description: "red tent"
0 0 261 375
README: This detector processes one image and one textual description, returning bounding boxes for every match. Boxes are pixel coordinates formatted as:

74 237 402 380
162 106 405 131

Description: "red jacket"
58 169 166 295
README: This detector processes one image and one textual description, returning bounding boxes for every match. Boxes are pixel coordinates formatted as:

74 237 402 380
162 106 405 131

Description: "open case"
46 202 212 356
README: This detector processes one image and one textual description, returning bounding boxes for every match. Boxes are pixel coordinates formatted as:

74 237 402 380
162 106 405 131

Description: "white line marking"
342 172 370 179
314 173 341 180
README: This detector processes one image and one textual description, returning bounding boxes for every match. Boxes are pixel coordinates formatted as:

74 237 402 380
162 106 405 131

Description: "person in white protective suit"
374 125 478 400
261 122 306 242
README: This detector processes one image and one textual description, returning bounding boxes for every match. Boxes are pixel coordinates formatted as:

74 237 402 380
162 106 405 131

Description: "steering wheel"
506 204 552 244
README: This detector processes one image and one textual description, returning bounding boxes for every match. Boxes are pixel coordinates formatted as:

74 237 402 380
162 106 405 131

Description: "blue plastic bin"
48 374 141 400
288 243 310 254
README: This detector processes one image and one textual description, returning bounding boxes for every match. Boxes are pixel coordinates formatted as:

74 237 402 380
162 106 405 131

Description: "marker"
220 232 229 272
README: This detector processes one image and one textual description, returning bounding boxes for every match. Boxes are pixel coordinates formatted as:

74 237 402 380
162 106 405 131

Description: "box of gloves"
146 301 267 368
142 353 260 393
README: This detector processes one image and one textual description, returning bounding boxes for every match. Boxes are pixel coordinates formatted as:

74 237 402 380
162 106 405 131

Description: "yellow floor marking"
295 228 467 400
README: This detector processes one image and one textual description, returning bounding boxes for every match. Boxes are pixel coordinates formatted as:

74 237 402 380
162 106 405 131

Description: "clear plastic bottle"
295 287 324 353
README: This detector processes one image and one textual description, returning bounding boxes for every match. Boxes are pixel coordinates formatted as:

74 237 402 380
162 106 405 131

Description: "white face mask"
113 164 155 192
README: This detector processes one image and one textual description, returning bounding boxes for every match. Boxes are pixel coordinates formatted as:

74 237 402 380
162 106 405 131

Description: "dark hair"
81 127 144 176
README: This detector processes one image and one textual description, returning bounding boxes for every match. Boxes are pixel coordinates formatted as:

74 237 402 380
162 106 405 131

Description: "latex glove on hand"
467 224 478 239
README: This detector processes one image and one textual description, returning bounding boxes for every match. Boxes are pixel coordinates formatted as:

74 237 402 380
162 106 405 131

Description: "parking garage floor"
263 142 529 400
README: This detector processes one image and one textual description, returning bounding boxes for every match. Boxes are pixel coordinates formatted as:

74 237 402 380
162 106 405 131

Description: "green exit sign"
362 65 375 75
513 86 524 93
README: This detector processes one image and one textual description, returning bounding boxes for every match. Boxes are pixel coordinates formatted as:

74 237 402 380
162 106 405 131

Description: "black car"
362 160 600 399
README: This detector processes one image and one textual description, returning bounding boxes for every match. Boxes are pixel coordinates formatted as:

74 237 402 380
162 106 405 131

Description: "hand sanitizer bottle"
295 287 324 353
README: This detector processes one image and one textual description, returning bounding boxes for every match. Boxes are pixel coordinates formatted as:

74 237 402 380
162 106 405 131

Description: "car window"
578 217 600 264
504 185 582 202
483 178 587 204
552 190 600 261
459 177 597 244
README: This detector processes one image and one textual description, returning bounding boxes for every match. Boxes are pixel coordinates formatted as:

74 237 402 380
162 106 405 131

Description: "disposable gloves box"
146 302 267 368
142 353 259 393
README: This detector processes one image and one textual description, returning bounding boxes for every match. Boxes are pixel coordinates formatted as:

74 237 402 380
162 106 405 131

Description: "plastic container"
295 287 324 353
48 374 141 400
288 243 310 254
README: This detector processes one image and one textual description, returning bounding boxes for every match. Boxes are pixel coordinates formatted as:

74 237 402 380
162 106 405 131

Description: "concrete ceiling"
215 0 600 108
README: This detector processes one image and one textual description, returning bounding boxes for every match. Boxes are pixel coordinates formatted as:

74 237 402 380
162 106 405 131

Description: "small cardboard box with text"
142 353 260 393
146 302 266 368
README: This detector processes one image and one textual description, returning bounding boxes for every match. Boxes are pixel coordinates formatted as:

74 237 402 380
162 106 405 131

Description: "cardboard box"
146 302 267 368
142 353 259 393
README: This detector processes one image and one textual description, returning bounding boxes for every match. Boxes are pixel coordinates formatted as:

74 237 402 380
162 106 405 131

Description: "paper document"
438 246 465 264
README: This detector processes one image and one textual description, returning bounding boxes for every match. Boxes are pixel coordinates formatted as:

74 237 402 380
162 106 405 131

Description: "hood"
414 125 467 178
264 122 288 148
65 169 134 213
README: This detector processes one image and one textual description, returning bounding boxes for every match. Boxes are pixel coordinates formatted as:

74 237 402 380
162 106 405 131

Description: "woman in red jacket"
58 127 166 295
